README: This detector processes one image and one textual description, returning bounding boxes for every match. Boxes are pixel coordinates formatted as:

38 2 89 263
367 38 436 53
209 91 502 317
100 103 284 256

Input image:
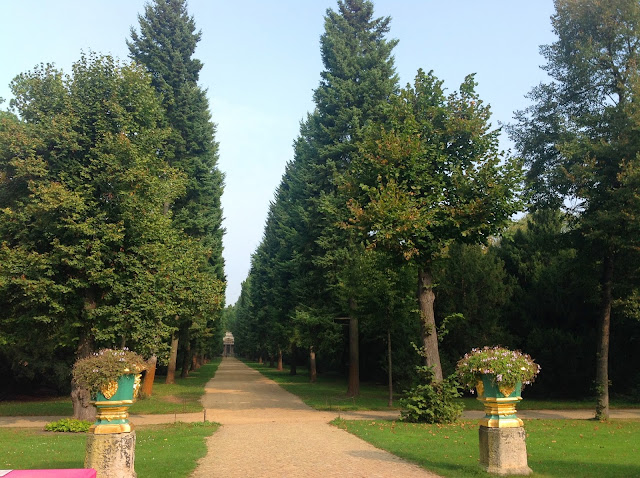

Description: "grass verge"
245 361 396 411
130 359 221 414
0 359 220 416
0 422 218 477
333 418 640 477
246 361 640 412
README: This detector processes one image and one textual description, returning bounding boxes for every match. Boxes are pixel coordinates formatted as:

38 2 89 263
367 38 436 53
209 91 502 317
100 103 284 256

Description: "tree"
343 69 522 381
496 210 599 398
128 0 226 382
433 242 514 369
0 53 223 417
294 0 399 396
510 0 640 419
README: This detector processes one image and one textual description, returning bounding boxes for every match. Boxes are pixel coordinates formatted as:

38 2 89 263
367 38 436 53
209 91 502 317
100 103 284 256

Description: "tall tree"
128 0 226 382
510 0 640 419
0 54 223 417
342 69 522 381
293 0 399 395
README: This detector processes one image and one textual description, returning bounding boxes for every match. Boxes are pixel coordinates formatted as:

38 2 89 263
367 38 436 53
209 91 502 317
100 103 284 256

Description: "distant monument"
223 331 235 357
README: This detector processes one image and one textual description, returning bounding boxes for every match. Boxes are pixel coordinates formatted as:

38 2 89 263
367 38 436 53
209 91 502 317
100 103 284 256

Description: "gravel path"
190 357 439 478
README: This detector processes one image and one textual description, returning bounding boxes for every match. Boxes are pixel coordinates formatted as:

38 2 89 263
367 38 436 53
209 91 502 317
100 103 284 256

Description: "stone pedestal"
479 426 532 476
85 431 137 478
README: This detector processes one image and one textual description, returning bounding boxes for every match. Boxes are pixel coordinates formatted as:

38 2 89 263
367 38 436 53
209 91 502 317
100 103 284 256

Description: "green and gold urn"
476 374 523 428
90 372 142 434
72 348 146 435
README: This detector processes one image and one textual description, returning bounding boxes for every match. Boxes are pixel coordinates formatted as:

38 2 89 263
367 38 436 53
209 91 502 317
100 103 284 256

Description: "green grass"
0 359 220 416
245 361 397 410
0 398 75 417
247 361 640 413
0 422 218 477
130 359 221 414
334 418 640 477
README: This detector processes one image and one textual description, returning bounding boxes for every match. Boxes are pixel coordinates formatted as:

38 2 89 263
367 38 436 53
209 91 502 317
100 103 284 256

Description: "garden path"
191 357 439 478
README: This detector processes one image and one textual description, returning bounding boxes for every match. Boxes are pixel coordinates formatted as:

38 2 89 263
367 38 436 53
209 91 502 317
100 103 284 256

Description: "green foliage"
129 0 226 366
455 346 541 391
0 53 214 382
399 366 463 424
510 1 640 413
344 69 522 262
72 348 146 394
433 243 514 368
44 418 91 433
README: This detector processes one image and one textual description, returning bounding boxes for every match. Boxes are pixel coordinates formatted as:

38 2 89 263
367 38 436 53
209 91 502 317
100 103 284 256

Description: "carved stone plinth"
85 430 136 478
479 426 532 476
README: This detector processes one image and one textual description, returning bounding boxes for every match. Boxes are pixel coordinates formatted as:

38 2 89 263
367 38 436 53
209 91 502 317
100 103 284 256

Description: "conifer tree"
291 0 399 395
128 0 225 382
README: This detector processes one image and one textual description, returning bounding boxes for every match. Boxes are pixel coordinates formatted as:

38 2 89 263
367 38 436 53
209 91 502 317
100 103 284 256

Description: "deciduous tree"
343 69 521 381
510 0 640 419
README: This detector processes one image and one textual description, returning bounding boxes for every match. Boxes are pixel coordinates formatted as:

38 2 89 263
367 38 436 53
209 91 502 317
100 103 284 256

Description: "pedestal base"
479 426 532 476
85 430 136 478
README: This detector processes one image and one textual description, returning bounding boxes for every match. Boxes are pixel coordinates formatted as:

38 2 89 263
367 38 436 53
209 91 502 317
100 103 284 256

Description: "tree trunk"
387 328 393 408
71 333 96 421
258 355 263 364
166 331 179 384
180 336 191 379
418 267 443 382
277 349 284 371
141 355 157 397
347 308 360 397
269 354 275 368
191 354 198 371
595 253 614 420
310 346 317 383
289 345 297 375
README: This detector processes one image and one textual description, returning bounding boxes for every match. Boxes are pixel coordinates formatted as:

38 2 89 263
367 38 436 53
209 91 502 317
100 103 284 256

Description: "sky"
0 1 557 305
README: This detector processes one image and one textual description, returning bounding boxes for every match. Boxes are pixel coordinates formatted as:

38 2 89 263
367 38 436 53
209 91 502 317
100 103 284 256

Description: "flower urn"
90 373 141 434
476 374 523 428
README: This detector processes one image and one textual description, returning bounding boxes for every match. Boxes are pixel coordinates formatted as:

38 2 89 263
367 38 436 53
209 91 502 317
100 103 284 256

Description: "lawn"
0 359 220 416
245 361 396 410
0 422 218 477
247 361 640 413
334 418 640 478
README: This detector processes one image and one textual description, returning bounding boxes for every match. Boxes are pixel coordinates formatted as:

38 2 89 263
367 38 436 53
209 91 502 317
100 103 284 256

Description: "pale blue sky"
0 1 556 304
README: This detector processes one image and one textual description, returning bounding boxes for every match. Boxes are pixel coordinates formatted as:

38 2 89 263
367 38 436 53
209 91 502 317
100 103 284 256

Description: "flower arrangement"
72 348 146 396
456 346 541 391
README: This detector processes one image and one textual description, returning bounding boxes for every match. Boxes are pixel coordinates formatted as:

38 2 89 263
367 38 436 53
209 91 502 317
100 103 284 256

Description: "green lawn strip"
333 418 640 478
130 359 221 414
0 359 220 417
0 422 218 477
0 398 74 417
459 397 640 411
246 361 639 413
245 361 397 411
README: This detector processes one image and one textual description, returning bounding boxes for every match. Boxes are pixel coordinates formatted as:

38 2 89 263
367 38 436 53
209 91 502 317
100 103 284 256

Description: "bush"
400 366 463 424
44 418 92 433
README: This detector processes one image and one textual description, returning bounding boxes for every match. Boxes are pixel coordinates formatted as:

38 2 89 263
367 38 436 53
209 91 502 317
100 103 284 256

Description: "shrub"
400 366 463 424
44 418 92 433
